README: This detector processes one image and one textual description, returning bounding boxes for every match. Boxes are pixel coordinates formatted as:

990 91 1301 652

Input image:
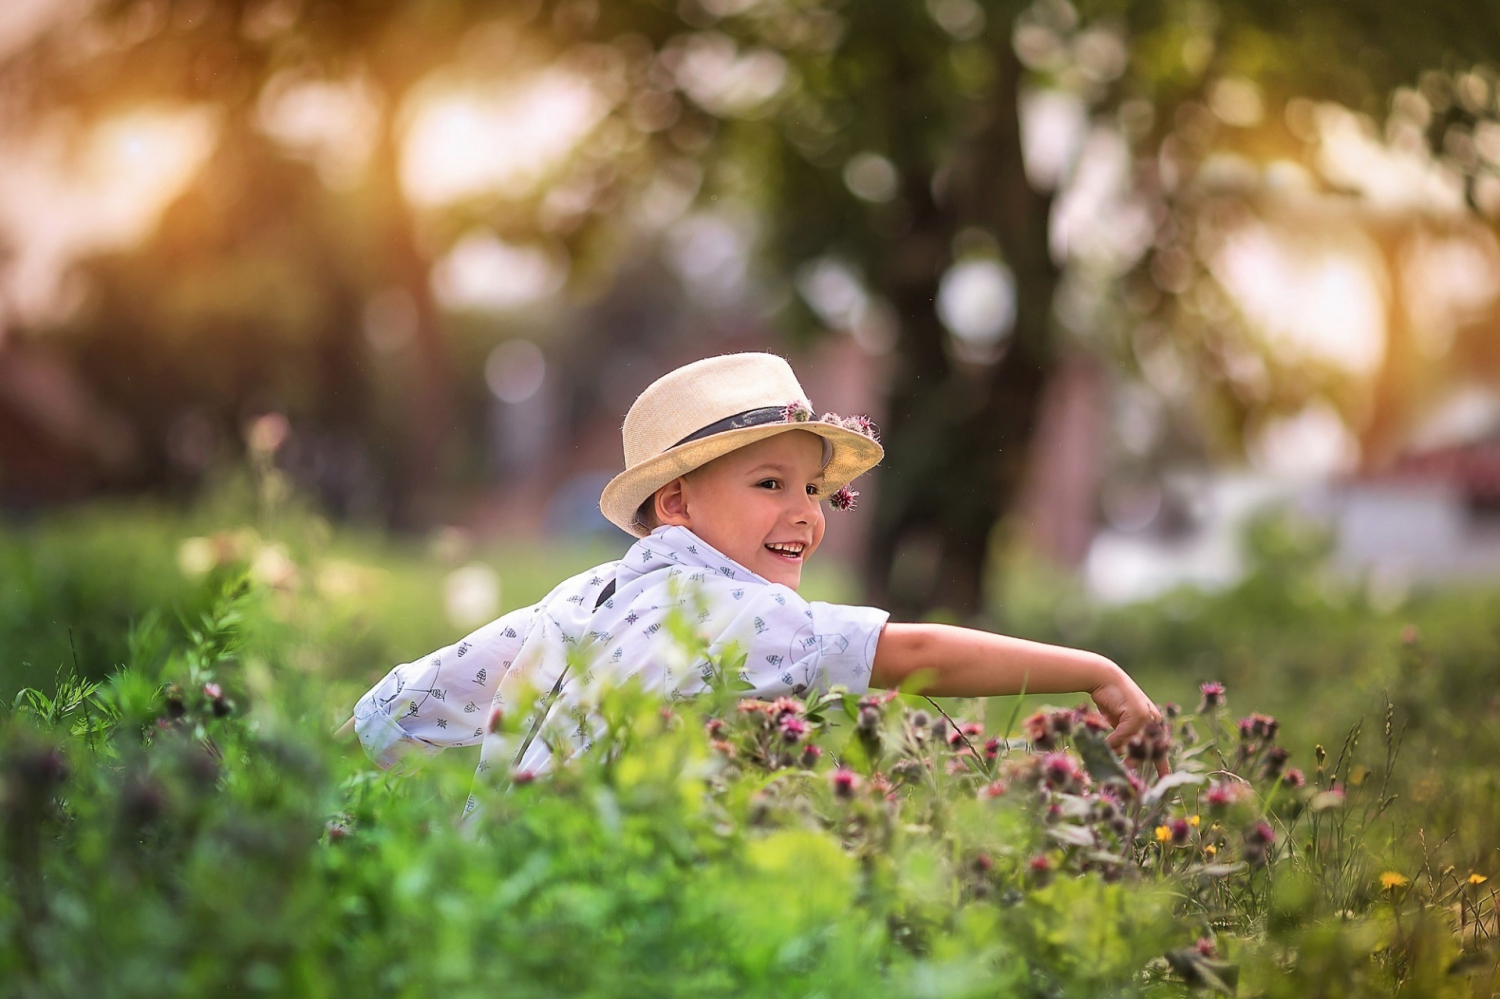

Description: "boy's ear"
654 478 691 527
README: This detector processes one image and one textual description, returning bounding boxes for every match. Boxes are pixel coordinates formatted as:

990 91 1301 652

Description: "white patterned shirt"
352 526 889 805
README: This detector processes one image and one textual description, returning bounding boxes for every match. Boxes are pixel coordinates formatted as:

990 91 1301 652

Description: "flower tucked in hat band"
667 398 878 512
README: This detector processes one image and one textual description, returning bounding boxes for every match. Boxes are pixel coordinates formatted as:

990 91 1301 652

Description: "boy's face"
653 430 827 589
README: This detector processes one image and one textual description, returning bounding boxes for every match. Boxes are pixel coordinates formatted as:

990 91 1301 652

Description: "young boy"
347 353 1161 802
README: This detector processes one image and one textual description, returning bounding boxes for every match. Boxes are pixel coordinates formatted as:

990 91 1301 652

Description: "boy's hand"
1089 662 1167 776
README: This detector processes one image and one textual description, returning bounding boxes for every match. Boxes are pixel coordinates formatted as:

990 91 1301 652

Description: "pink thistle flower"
828 486 859 511
783 398 814 423
1198 681 1226 712
831 768 861 799
1205 780 1247 813
1077 710 1112 734
979 780 1009 799
1040 752 1083 792
778 715 810 744
769 696 806 718
839 414 881 441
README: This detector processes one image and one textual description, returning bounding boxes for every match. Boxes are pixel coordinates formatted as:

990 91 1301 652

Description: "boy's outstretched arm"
870 623 1162 752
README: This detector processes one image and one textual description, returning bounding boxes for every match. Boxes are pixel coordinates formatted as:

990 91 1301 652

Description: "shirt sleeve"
352 604 540 770
721 587 889 700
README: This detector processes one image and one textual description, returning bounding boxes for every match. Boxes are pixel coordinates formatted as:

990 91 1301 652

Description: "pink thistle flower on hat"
831 768 861 799
839 414 881 441
828 486 859 511
783 398 814 423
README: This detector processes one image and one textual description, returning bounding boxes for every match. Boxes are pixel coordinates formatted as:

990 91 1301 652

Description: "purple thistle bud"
1263 745 1290 779
1245 820 1275 846
828 486 859 511
783 398 814 423
1024 711 1056 750
831 768 861 799
1198 681 1226 712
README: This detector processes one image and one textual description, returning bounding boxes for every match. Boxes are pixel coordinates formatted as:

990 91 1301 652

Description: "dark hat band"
670 406 789 449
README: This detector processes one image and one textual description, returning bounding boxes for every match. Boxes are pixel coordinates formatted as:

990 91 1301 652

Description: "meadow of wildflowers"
1 503 1498 997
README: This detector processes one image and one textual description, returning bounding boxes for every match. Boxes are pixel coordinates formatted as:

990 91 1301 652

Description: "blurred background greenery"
3 0 1500 623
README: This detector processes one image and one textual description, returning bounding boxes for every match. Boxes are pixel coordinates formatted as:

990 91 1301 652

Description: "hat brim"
599 422 884 537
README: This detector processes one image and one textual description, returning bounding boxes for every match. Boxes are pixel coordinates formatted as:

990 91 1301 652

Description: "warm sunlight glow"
399 70 608 207
0 106 218 323
1213 223 1387 375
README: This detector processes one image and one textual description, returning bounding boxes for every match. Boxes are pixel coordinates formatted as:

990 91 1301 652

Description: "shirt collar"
615 525 769 588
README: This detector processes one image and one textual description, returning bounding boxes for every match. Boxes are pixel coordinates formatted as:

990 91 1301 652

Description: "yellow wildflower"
1469 873 1488 886
1379 871 1410 890
1188 815 1201 827
1155 825 1172 843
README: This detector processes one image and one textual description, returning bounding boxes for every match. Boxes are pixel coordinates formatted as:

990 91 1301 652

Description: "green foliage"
3 506 1500 996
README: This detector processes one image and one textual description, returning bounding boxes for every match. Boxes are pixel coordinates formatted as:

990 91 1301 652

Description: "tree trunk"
868 42 1060 622
366 124 455 530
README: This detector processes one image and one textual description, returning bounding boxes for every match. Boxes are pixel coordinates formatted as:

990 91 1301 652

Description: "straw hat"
599 353 883 537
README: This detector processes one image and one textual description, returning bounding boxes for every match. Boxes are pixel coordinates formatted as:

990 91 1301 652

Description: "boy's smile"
649 430 828 589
